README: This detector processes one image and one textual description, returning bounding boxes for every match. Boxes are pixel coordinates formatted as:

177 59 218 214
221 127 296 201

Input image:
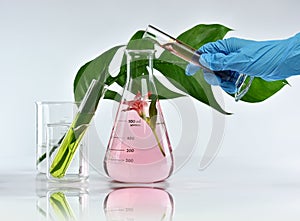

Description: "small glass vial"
104 49 174 183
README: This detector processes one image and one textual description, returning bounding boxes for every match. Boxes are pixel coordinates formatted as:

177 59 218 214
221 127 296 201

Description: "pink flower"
123 91 150 117
122 91 166 157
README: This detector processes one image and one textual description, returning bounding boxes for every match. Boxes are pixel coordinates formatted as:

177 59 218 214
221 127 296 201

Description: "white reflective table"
1 157 300 221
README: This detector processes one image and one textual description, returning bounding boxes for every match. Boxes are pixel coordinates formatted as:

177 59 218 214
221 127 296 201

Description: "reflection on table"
35 174 174 221
103 187 174 221
36 174 89 221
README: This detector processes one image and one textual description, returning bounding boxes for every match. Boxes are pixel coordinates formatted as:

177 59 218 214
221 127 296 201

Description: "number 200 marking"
125 158 134 163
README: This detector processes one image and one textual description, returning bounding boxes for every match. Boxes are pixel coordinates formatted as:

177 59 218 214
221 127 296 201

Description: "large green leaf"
153 24 232 114
73 23 288 115
177 24 232 49
154 59 229 114
113 36 186 101
240 78 288 102
73 45 124 102
73 25 231 114
162 24 288 104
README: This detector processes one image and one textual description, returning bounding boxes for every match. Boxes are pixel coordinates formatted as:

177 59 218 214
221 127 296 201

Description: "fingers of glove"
200 52 249 73
204 69 237 94
203 71 221 86
199 40 229 54
186 63 223 87
188 64 237 94
200 53 229 71
220 81 237 94
199 38 252 54
185 63 200 76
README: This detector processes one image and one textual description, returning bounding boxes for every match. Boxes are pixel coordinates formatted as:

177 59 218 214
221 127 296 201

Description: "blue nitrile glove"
186 33 300 93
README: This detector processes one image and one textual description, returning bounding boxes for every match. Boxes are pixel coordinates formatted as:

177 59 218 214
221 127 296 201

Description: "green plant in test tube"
49 79 106 178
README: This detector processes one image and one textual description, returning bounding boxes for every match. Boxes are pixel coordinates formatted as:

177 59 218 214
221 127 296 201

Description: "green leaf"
177 24 232 49
126 33 154 50
240 78 288 102
154 60 229 114
73 24 231 114
72 23 288 117
153 24 232 114
174 24 288 103
103 89 122 102
111 33 186 99
50 80 106 178
128 30 144 41
153 76 184 99
73 45 124 102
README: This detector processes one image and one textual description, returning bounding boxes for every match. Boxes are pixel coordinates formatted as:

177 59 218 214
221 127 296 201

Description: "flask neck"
124 49 156 97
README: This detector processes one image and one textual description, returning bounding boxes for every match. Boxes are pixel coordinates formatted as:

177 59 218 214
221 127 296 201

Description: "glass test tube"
143 25 253 101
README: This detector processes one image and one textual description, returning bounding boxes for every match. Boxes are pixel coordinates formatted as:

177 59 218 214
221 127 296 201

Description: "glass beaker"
35 101 81 174
143 25 254 101
46 122 89 182
104 49 174 183
35 101 89 181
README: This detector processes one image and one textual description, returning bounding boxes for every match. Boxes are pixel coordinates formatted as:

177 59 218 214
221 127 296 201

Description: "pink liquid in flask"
104 49 174 183
104 100 174 183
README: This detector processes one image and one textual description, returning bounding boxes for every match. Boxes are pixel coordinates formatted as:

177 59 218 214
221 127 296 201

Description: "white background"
1 0 300 220
1 0 299 172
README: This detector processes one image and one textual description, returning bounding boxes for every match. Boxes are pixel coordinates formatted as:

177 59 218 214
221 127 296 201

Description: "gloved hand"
186 33 300 93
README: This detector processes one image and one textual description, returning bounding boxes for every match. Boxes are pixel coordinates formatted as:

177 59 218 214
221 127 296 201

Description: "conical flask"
104 49 174 183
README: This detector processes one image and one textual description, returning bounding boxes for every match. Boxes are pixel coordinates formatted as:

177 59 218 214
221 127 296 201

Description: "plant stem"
36 135 65 166
152 128 166 157
49 115 88 178
49 80 106 178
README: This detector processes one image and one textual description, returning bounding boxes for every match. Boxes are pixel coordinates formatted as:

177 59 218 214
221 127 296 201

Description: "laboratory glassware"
143 25 254 101
46 121 89 182
104 49 174 183
49 79 106 179
35 101 80 174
